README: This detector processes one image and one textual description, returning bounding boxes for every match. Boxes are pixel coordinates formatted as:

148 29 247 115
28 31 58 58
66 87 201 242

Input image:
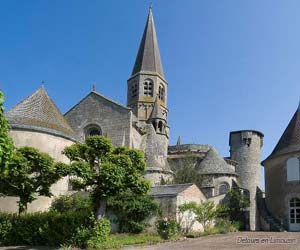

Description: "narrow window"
287 158 300 181
131 83 138 98
158 84 165 101
143 79 153 97
158 121 163 133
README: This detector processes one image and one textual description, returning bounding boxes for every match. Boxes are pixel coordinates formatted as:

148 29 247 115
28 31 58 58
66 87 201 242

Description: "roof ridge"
64 90 131 117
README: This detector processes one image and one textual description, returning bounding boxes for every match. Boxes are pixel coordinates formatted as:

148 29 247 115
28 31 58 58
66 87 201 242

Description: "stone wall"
65 92 132 147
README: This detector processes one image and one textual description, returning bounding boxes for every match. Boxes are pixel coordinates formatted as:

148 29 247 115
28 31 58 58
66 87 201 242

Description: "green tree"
108 191 158 233
172 158 203 187
223 189 250 222
63 136 151 219
0 91 14 175
179 201 221 232
0 147 69 213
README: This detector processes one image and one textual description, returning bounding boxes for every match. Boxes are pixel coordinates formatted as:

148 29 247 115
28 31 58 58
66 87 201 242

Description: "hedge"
0 211 94 246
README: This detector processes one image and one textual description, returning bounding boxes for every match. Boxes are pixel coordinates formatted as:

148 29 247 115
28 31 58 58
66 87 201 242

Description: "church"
1 8 300 232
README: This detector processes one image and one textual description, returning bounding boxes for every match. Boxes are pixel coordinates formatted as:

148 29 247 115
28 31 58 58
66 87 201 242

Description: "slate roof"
131 7 165 78
6 87 75 139
198 147 236 175
151 183 194 197
263 107 300 162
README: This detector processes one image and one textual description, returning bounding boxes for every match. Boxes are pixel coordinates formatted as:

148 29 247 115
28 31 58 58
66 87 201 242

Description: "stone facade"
1 7 274 233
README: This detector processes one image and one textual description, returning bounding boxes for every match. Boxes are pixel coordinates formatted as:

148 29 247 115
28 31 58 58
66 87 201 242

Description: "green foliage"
87 233 164 250
223 189 250 223
108 192 159 233
86 218 111 249
0 91 14 176
71 218 110 249
0 147 69 213
156 218 181 240
0 211 94 246
214 218 239 234
172 159 203 187
50 194 93 213
179 201 220 232
63 136 151 218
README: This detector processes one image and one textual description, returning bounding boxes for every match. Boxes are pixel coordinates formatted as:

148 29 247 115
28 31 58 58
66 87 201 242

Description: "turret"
229 130 264 231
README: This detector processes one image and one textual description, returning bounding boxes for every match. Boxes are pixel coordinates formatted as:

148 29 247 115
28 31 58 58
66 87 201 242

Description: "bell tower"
127 7 168 125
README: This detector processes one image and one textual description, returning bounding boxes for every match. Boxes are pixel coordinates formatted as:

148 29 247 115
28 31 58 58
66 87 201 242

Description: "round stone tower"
229 130 264 231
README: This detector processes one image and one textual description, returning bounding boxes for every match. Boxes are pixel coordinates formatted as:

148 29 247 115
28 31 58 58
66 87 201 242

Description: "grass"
89 233 166 250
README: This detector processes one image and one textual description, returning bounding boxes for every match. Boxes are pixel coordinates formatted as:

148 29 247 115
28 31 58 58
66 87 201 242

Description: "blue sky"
1 0 300 188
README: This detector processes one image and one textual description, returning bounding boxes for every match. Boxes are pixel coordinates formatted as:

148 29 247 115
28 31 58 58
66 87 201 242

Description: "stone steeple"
127 7 168 122
131 7 164 79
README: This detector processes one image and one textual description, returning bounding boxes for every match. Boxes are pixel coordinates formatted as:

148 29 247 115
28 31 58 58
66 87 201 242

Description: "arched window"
287 158 300 181
289 198 300 229
84 124 102 138
158 84 165 101
143 79 153 97
218 182 229 195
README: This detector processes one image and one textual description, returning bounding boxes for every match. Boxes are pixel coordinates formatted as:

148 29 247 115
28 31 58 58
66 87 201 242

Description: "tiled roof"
6 87 75 139
131 7 164 78
151 183 194 197
198 147 236 175
264 107 300 162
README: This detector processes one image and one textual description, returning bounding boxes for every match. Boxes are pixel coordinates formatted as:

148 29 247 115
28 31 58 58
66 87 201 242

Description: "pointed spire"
149 96 164 120
131 7 164 78
92 84 96 92
176 136 181 145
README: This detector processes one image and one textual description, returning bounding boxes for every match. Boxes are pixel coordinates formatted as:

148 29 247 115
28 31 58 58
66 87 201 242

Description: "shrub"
108 193 158 233
156 218 181 240
0 211 94 246
215 218 239 234
85 218 111 249
50 193 93 213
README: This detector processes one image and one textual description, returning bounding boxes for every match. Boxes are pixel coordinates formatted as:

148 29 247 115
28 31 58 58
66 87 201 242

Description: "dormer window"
143 79 153 97
158 84 165 101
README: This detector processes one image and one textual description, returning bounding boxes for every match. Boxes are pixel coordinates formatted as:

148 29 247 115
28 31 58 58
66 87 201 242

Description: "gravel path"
123 232 300 250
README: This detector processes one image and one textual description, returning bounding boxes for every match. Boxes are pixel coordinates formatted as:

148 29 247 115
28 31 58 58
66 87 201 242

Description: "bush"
156 218 181 240
108 193 158 233
50 193 93 213
215 218 239 234
71 218 110 249
0 211 94 246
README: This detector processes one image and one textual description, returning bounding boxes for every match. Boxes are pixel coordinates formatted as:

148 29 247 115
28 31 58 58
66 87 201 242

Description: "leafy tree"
0 147 69 213
179 201 221 232
222 189 250 222
0 91 14 175
172 158 203 187
63 136 151 219
107 191 158 233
